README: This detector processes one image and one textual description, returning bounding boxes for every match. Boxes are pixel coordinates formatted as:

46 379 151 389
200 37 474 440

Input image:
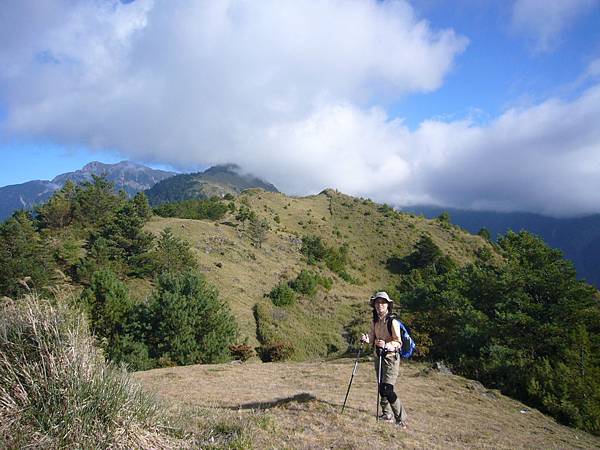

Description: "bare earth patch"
135 359 600 449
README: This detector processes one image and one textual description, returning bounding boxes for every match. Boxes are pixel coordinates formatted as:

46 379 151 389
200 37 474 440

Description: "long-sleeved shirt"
368 316 402 352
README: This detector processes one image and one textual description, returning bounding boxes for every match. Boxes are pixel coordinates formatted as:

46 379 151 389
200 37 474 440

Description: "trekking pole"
341 344 362 414
376 349 383 421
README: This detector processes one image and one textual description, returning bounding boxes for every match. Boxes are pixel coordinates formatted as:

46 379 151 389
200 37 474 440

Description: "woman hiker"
360 291 408 429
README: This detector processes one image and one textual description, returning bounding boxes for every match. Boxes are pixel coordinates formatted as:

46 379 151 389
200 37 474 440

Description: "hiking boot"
378 413 394 422
395 419 408 430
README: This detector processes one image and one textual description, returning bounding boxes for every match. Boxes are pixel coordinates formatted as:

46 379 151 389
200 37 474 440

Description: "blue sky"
1 0 600 216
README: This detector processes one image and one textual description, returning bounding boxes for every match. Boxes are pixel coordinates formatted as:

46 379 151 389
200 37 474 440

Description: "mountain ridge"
403 204 600 288
144 163 279 205
0 160 177 220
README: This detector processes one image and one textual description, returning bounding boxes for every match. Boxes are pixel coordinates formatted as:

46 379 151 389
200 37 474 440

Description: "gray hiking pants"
374 352 407 422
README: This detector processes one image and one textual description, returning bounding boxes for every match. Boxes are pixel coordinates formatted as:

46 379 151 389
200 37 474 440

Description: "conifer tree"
247 216 269 248
149 227 197 276
81 269 134 353
82 200 154 277
0 211 56 297
147 271 237 365
72 175 124 226
235 205 255 230
35 181 76 229
132 192 152 220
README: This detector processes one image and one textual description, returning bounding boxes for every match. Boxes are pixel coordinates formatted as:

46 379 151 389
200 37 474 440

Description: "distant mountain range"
0 161 279 220
0 161 176 221
1 160 598 287
403 205 600 288
144 164 279 205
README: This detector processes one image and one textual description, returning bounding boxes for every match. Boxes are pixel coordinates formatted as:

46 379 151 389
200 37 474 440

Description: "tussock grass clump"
0 295 179 449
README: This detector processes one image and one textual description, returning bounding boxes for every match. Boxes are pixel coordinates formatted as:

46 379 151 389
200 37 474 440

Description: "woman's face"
375 299 388 316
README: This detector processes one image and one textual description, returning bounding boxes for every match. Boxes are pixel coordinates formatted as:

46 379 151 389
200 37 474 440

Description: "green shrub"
300 235 327 264
0 295 177 448
325 243 348 274
268 282 296 306
154 197 229 221
289 270 319 296
337 270 354 283
317 275 333 290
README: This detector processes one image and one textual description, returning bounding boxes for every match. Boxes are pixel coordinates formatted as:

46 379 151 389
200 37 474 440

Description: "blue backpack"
387 316 416 359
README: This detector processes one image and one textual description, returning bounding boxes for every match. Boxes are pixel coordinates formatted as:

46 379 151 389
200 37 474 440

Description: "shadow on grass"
226 392 345 411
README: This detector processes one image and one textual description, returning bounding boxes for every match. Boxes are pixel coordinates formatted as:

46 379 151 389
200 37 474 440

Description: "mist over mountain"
144 164 279 206
403 205 600 288
0 161 175 220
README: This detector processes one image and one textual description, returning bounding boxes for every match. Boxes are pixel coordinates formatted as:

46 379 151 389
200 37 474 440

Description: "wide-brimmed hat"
370 291 393 307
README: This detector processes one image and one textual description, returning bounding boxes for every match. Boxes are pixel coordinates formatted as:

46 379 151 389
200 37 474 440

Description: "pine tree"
82 201 154 278
0 211 56 297
147 271 237 365
81 269 133 352
72 175 124 226
149 228 198 276
132 192 152 221
247 216 269 248
235 205 255 230
35 181 76 229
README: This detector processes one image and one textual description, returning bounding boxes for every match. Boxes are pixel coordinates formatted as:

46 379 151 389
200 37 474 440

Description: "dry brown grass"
135 358 600 449
0 295 182 449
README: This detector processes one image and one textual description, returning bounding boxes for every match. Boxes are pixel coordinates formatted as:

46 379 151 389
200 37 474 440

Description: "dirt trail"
136 359 600 449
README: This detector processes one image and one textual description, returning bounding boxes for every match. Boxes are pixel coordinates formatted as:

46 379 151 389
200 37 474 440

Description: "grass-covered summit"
145 188 490 357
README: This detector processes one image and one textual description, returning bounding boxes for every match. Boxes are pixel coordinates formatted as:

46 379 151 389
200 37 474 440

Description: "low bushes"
268 282 296 306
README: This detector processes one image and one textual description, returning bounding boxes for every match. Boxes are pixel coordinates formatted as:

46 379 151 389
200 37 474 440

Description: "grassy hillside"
145 165 278 205
135 358 600 449
144 188 492 355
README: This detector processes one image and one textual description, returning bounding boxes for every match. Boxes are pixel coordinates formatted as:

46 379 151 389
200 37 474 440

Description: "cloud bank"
1 0 599 217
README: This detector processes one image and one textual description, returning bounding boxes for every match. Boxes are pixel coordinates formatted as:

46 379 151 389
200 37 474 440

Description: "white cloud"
510 0 599 51
248 84 600 217
1 1 600 217
411 84 600 216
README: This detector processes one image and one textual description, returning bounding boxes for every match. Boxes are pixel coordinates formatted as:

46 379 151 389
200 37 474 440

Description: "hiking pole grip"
341 345 362 414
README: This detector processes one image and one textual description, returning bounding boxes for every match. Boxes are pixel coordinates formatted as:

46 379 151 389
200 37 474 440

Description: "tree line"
0 176 239 369
395 232 600 434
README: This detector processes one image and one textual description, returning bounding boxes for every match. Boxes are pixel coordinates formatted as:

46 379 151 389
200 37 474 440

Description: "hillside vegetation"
144 188 490 356
1 175 599 443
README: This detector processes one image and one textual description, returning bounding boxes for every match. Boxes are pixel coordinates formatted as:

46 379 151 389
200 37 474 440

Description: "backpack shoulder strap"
386 315 398 336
